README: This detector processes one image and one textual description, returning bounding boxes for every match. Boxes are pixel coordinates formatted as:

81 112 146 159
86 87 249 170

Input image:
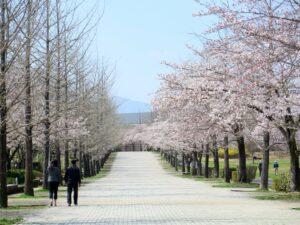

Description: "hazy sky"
91 0 208 103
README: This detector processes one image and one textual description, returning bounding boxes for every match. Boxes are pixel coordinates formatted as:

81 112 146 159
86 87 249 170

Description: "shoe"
75 203 78 206
68 204 71 206
50 202 53 207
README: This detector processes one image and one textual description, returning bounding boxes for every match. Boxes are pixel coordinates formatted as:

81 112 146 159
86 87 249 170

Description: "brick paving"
20 152 300 225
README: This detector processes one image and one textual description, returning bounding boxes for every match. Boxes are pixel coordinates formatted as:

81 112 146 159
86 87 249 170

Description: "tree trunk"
83 154 88 178
260 131 270 190
91 158 94 176
286 130 300 191
224 136 230 183
101 157 104 168
64 141 69 171
6 149 11 170
89 155 93 177
85 154 89 177
96 160 100 173
212 135 219 178
63 19 69 172
79 150 83 178
24 0 34 196
197 151 202 176
237 135 247 183
93 159 97 176
192 151 197 176
98 157 101 172
42 0 51 190
205 144 209 178
175 152 178 171
0 0 8 208
173 154 176 167
181 153 185 173
186 155 191 174
86 154 90 177
55 140 61 183
54 0 61 179
73 147 77 159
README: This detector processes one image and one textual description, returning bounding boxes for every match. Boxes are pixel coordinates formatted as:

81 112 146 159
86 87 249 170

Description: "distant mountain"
118 112 153 124
114 96 151 114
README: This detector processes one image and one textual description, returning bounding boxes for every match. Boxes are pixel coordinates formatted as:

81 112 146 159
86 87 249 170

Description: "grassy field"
157 152 293 184
214 158 290 180
161 153 290 181
157 153 259 188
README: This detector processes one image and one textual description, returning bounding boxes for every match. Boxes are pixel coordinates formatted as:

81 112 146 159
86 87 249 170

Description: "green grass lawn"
10 194 47 199
209 158 290 180
0 217 23 225
157 152 290 181
156 152 292 187
212 182 258 188
255 192 300 201
35 188 66 193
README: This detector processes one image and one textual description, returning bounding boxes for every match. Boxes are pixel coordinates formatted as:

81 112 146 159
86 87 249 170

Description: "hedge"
7 169 42 184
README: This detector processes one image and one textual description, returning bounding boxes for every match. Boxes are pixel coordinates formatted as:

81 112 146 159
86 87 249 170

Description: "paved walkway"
22 152 300 225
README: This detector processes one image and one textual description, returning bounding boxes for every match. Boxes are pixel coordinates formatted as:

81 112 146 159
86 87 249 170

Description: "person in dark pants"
273 160 279 175
65 159 81 206
47 160 60 206
258 160 263 177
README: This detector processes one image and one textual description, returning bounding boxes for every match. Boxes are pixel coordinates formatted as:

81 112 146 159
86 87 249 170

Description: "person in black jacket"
258 160 263 177
65 159 81 206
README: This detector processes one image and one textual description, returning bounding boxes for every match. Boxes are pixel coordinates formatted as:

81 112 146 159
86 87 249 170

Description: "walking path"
21 152 300 225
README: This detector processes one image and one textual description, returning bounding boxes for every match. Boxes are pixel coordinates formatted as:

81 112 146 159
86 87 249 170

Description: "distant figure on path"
47 160 60 206
273 160 279 175
258 160 262 176
65 159 81 206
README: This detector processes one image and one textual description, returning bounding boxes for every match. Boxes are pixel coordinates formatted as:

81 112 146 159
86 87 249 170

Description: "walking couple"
47 159 81 207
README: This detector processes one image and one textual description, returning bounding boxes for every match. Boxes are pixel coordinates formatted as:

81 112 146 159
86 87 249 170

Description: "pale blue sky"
90 0 208 103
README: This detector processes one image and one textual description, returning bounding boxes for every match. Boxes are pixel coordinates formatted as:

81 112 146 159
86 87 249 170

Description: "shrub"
246 166 257 183
220 169 224 178
272 177 280 191
232 171 238 183
272 173 290 192
208 167 214 177
218 147 239 158
33 170 43 178
235 166 257 183
33 179 41 188
6 177 15 184
33 162 42 172
7 170 25 184
7 169 38 184
220 167 236 179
